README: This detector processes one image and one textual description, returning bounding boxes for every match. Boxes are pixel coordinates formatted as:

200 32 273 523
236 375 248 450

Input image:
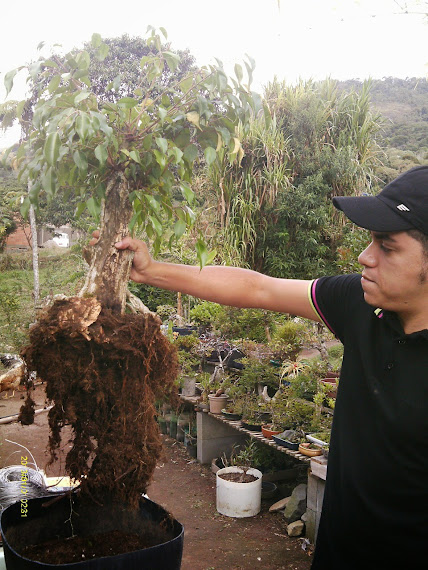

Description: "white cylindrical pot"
216 466 262 517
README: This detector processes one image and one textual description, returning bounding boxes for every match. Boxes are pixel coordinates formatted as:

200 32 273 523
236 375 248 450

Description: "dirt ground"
0 385 313 570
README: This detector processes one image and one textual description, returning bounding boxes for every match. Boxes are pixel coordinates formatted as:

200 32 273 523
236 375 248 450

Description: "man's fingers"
88 230 100 246
115 237 143 252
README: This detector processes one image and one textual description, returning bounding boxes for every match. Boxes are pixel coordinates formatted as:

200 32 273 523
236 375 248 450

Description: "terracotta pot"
261 424 282 440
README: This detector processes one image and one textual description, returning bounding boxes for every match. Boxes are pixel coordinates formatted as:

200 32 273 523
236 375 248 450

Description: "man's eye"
380 243 391 253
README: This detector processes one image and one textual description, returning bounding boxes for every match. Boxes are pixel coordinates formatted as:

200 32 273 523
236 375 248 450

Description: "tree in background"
206 78 383 278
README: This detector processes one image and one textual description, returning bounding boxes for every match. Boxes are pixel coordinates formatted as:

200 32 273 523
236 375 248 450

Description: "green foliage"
212 306 275 342
336 225 370 274
4 28 262 268
269 318 307 360
129 282 177 312
0 249 86 352
175 333 201 375
189 300 222 329
239 355 279 392
206 77 382 277
81 34 197 104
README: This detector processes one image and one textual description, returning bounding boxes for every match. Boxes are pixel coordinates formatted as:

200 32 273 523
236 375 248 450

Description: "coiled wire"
0 465 48 513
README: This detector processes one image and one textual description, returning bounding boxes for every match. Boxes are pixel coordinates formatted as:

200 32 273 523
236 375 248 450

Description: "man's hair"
407 229 428 258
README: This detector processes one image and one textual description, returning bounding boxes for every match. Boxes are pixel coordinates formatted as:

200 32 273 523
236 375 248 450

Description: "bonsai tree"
4 28 264 509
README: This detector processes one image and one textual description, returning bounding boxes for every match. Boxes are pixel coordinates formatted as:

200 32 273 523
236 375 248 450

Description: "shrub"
190 301 222 329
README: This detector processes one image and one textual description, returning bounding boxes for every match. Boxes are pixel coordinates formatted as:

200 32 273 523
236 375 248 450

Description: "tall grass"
0 248 86 353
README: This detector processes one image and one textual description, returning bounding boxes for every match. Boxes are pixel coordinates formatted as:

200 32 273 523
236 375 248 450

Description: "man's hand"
90 231 152 283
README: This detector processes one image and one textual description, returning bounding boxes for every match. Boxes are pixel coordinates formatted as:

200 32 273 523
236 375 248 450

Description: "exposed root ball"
21 297 179 508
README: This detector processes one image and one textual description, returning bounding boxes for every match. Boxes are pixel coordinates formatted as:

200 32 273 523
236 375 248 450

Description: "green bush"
190 301 222 329
212 306 275 342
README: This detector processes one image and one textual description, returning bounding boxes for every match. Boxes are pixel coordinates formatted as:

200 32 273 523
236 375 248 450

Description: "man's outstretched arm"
113 236 321 322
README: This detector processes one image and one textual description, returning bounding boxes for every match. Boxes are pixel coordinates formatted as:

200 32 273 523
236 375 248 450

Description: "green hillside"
338 77 428 152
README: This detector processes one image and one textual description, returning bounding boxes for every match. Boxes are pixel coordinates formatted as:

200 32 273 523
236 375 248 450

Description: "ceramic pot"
261 424 282 440
216 467 262 518
221 410 242 421
241 420 262 432
298 443 322 457
208 394 228 414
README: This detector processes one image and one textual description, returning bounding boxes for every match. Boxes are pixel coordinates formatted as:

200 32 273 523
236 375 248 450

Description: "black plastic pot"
1 495 183 570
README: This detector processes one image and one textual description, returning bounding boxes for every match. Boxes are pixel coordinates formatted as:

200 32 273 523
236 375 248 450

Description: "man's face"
358 231 428 313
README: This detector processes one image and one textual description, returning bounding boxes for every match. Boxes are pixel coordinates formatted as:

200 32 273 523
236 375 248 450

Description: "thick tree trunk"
80 173 134 313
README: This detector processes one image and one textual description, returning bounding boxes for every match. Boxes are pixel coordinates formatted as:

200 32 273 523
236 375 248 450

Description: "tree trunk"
80 173 134 313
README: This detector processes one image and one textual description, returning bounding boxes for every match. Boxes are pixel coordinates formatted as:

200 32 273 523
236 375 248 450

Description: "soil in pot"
218 471 259 483
1 495 183 568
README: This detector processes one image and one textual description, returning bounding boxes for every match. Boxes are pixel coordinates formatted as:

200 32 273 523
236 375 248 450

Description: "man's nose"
358 242 376 267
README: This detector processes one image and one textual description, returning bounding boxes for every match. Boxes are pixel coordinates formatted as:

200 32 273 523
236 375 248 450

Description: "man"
112 165 428 569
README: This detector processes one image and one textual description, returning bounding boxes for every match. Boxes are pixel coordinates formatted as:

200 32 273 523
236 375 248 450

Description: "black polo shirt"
309 274 428 570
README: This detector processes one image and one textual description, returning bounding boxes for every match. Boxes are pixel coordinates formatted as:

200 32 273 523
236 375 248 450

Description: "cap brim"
333 195 414 232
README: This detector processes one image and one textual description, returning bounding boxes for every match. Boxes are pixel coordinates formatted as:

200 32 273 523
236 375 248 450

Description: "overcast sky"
1 0 427 146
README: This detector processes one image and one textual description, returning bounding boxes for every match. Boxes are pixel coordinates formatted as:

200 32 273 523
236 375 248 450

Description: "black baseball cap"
333 165 428 235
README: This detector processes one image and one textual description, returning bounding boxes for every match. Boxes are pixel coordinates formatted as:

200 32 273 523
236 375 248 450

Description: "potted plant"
176 333 201 397
216 440 263 518
261 401 284 439
0 28 253 567
298 441 323 457
272 429 304 450
240 395 265 431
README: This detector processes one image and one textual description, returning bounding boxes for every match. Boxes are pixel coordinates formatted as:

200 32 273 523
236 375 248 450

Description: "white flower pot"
216 466 262 518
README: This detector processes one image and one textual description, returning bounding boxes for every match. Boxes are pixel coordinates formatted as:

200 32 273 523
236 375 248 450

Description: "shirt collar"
374 308 428 341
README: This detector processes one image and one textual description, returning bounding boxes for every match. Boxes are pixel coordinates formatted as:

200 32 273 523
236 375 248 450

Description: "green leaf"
20 196 31 219
75 113 91 141
195 239 217 269
156 137 168 154
183 144 198 163
234 63 243 83
130 150 141 164
180 182 195 204
169 146 183 164
90 112 113 137
204 146 217 166
95 144 108 166
76 51 90 71
91 33 102 48
86 197 100 220
96 42 109 62
149 215 163 237
180 76 193 93
41 168 56 197
186 111 201 130
158 106 168 123
143 134 153 150
43 132 61 166
75 91 91 104
174 219 186 239
28 182 41 205
75 201 87 219
164 51 180 72
117 97 138 109
4 69 18 97
73 150 88 172
48 75 61 94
